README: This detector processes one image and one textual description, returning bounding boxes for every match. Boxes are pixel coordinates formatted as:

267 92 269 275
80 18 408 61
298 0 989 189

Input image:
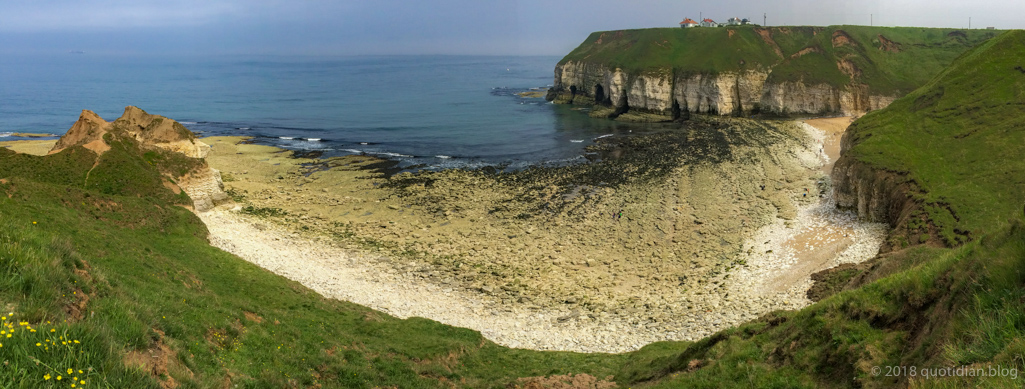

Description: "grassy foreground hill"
0 126 634 387
560 26 997 97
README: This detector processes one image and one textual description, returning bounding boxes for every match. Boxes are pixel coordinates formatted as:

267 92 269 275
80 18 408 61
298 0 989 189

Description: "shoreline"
0 116 885 353
194 116 885 353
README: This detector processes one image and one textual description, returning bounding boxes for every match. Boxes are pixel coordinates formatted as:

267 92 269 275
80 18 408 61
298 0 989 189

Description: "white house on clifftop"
700 18 718 27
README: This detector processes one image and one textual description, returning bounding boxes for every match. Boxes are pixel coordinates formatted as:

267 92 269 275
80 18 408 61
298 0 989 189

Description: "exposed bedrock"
547 60 897 119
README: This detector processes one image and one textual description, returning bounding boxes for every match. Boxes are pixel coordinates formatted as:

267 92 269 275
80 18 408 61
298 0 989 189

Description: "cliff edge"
548 26 997 119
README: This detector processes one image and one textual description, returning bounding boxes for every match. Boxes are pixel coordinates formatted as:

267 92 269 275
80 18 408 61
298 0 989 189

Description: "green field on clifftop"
560 26 998 96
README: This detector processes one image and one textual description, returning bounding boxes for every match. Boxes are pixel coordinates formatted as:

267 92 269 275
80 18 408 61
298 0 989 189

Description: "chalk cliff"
548 26 992 119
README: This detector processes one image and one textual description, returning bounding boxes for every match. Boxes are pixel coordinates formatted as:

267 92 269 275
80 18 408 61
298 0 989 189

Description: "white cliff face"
551 61 896 117
627 72 673 113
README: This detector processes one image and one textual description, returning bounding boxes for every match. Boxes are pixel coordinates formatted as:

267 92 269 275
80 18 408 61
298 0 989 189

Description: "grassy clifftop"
842 29 1025 246
560 26 997 95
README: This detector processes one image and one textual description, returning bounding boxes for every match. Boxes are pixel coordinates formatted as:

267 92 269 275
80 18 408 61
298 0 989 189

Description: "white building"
700 18 718 27
680 18 699 28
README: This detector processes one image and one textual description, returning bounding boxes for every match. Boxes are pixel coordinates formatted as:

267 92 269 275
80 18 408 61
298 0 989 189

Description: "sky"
1 0 1022 56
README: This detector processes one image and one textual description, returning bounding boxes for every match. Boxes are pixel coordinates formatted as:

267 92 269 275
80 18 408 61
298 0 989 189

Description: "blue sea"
0 54 668 169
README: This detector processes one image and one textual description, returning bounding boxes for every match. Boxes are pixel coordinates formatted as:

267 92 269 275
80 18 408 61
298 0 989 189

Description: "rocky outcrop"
50 106 229 212
547 60 896 118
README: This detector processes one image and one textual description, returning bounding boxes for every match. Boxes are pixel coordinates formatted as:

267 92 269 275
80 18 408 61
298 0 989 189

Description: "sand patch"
0 139 58 156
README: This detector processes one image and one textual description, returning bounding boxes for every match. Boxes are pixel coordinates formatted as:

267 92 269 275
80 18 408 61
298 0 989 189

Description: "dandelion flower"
35 343 41 346
56 375 62 380
78 370 83 374
51 329 56 332
44 374 51 380
73 340 80 344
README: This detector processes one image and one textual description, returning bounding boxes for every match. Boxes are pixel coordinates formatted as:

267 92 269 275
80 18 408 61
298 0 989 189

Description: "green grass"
0 132 628 388
559 26 998 97
842 29 1025 245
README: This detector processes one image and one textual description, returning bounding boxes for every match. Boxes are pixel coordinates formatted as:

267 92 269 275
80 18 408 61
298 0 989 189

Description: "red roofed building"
680 18 698 28
700 18 719 27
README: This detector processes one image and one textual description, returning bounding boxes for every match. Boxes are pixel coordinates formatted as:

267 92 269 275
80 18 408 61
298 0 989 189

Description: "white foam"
306 138 321 142
180 121 197 125
360 142 368 145
594 134 613 140
237 127 250 130
0 132 11 137
436 155 452 159
570 140 584 143
279 136 294 140
342 149 363 154
374 152 413 158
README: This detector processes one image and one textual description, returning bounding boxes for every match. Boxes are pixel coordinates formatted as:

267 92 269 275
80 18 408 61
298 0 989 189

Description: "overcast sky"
1 0 1021 56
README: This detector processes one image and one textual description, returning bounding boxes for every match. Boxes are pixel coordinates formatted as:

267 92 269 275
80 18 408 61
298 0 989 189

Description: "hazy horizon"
2 0 1023 56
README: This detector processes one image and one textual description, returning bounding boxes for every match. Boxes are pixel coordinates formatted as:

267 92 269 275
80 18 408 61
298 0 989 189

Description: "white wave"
435 155 452 159
570 140 584 143
279 136 294 140
306 138 321 142
180 121 197 125
0 132 11 137
594 134 614 140
237 127 250 130
373 152 413 158
342 149 363 154
360 142 368 145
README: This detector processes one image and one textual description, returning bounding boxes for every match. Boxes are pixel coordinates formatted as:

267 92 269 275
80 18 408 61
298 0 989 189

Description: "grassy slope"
844 29 1025 245
613 30 1025 388
559 26 997 96
0 133 627 388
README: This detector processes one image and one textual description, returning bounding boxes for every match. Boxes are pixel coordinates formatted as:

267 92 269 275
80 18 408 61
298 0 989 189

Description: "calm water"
0 54 667 169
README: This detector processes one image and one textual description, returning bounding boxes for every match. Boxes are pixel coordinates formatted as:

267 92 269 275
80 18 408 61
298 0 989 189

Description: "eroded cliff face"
547 60 897 119
830 127 920 251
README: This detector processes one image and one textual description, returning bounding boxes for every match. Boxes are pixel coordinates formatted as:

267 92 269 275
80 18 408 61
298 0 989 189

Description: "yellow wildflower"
78 370 83 374
67 368 73 374
56 375 62 380
35 343 41 346
44 374 51 380
50 328 55 332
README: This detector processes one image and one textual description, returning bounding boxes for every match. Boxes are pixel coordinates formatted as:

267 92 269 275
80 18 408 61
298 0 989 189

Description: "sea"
0 54 670 170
